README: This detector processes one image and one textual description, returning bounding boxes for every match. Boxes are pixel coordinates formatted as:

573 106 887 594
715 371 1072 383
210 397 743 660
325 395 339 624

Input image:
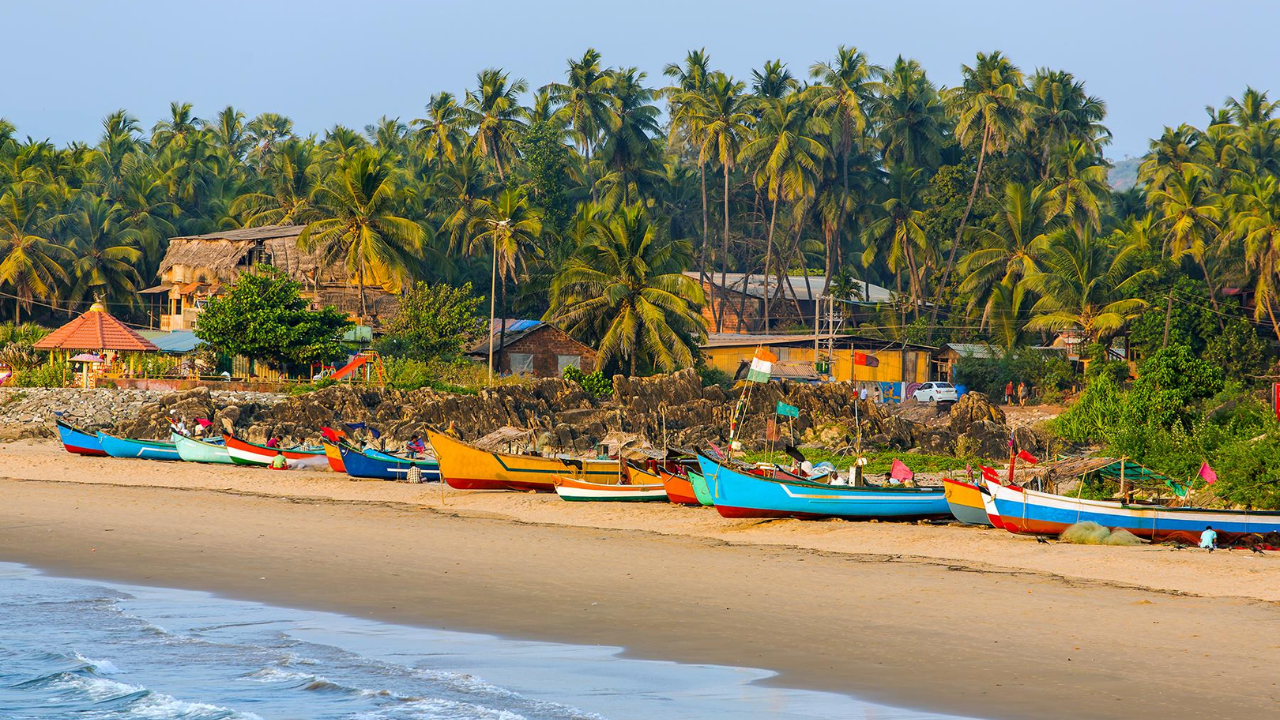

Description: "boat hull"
224 435 327 468
687 470 714 506
173 433 233 464
656 468 700 505
98 432 181 461
338 443 440 481
55 420 106 456
984 479 1280 541
554 475 668 502
943 478 994 526
698 456 950 520
321 441 346 473
426 429 618 492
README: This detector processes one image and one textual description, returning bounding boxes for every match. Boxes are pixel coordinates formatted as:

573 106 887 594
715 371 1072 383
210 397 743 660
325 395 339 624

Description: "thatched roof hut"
157 225 322 286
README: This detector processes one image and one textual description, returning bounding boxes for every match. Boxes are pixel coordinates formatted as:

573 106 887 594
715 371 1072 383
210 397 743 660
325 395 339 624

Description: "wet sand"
0 440 1277 719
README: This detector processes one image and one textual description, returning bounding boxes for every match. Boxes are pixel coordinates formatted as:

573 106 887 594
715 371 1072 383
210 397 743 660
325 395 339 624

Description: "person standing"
1018 382 1028 407
1004 380 1015 405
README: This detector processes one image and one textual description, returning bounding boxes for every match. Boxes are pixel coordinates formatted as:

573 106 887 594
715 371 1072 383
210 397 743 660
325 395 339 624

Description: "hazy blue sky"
6 0 1278 158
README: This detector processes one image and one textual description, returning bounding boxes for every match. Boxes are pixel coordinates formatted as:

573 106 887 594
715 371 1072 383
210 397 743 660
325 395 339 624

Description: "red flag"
1016 449 1039 465
321 426 343 443
853 351 880 367
980 465 999 482
765 419 780 442
1198 462 1217 485
890 458 914 483
195 418 212 428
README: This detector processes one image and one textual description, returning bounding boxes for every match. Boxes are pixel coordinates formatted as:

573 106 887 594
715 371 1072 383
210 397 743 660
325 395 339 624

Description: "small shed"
467 320 598 378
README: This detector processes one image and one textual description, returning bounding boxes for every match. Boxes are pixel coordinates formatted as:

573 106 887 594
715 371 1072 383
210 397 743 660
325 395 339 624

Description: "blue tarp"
148 331 200 353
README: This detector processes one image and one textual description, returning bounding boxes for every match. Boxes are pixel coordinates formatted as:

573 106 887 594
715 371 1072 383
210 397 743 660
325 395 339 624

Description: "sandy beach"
1 439 1277 719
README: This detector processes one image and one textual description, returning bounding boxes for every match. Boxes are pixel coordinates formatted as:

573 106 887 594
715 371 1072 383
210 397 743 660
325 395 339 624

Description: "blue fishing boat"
55 419 107 456
338 443 441 481
97 431 181 461
696 455 950 520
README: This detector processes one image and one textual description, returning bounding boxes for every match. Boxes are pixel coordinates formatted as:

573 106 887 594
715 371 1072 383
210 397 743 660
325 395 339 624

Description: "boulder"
949 392 1006 436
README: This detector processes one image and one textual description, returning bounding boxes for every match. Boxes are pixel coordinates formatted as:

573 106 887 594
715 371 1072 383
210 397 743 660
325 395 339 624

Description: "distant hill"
1108 157 1141 190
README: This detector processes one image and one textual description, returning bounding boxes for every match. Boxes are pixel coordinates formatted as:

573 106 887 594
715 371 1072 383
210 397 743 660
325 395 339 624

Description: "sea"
0 562 972 720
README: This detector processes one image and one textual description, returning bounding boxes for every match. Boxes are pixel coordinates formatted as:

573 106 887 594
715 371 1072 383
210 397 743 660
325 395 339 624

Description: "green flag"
776 401 799 418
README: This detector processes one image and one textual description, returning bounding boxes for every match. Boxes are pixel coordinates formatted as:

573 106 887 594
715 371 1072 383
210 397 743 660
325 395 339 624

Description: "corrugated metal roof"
686 272 895 304
944 343 1004 359
148 331 200 353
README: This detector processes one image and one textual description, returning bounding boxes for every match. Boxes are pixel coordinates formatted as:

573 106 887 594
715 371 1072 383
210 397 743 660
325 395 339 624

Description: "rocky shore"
7 370 1048 459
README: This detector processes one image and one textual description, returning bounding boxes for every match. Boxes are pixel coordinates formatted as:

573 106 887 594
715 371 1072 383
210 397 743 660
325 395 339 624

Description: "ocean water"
0 563 972 719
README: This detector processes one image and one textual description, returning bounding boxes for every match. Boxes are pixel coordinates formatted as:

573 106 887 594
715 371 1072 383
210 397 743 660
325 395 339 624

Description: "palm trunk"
763 191 780 332
357 258 368 322
737 190 762 330
1265 297 1280 346
699 160 715 328
718 162 731 332
928 122 991 339
1197 256 1226 330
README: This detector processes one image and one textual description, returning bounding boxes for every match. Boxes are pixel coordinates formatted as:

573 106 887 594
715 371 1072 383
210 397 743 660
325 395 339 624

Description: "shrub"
375 282 485 362
698 366 733 389
953 347 1079 398
0 343 42 371
11 361 71 388
563 365 613 397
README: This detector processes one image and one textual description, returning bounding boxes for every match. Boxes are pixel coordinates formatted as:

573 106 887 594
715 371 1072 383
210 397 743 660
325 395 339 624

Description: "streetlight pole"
486 219 510 386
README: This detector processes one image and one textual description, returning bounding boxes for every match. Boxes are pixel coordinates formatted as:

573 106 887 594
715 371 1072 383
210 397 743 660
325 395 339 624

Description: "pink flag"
706 442 725 460
890 458 914 483
1198 462 1217 485
195 418 212 428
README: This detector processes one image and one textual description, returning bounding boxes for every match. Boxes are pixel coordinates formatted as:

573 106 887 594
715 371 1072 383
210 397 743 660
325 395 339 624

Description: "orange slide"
330 354 369 380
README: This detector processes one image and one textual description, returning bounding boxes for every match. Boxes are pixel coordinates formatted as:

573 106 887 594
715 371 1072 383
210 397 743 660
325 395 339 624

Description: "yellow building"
702 333 934 386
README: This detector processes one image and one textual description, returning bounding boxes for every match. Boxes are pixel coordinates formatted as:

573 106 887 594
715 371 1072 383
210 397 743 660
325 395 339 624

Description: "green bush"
11 361 71 388
698 366 733 389
952 347 1079 398
563 365 613 397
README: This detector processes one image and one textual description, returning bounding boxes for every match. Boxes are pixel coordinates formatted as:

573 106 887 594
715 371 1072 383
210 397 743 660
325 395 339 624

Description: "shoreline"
1 442 1279 719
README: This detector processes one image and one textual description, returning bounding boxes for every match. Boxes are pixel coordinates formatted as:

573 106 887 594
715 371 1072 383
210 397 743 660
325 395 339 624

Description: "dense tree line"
2 47 1279 374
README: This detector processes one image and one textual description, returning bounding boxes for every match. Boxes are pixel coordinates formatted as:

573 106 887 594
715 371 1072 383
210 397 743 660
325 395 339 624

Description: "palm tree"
871 57 946 169
61 195 143 307
546 204 706 375
1230 176 1280 342
151 102 203 153
412 92 469 167
933 51 1027 335
299 149 424 320
1020 225 1154 344
1225 87 1274 129
597 67 660 205
0 187 71 321
687 72 754 329
664 50 715 288
466 188 542 380
1137 124 1207 192
231 139 320 227
957 182 1054 327
247 112 294 166
210 106 252 163
1024 69 1110 178
463 69 528 181
1044 139 1110 230
546 49 616 191
738 94 828 329
861 166 930 317
1149 167 1225 320
752 59 798 99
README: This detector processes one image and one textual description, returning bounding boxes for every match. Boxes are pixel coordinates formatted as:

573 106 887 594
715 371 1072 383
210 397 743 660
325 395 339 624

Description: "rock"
949 392 1006 436
959 419 1011 459
918 428 954 455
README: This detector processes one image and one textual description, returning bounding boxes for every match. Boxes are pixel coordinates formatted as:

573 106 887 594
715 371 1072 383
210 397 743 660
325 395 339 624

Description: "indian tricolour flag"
746 347 778 383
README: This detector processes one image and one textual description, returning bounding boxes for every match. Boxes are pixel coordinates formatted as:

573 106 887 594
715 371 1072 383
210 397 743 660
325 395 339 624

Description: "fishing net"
1059 521 1112 544
1058 522 1146 546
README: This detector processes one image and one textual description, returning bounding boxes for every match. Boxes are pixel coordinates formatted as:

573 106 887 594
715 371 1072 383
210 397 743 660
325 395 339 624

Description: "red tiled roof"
33 305 159 352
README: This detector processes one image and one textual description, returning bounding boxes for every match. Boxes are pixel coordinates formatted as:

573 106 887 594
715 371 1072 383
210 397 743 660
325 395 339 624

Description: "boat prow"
426 428 617 492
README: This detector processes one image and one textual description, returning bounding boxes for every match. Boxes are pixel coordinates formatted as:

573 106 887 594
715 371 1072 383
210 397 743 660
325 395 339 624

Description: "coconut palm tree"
463 69 528 181
545 204 706 375
871 57 946 170
664 49 715 287
932 51 1027 334
861 166 930 317
546 49 615 187
247 112 294 167
687 72 754 328
597 67 660 205
1044 139 1110 230
957 182 1055 327
0 186 71 321
61 195 144 308
231 139 320 227
1020 225 1154 343
1137 124 1208 192
1149 167 1225 320
738 94 828 328
752 59 798 100
1229 175 1280 342
1023 69 1110 178
412 92 469 167
299 149 424 320
465 188 542 378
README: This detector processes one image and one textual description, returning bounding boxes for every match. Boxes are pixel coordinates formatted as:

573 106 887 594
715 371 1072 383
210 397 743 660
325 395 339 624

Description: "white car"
913 381 958 403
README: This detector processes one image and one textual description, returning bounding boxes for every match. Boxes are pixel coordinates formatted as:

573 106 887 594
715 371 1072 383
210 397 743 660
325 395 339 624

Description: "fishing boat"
983 478 1280 542
223 435 328 468
55 419 106 456
426 428 618 492
656 467 701 505
553 474 668 502
338 442 441 481
943 478 994 527
688 470 714 506
321 441 347 472
697 455 950 520
172 433 233 464
97 431 181 461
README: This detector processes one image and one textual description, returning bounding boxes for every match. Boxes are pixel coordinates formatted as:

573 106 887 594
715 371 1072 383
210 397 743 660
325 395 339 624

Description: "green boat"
172 433 233 465
688 470 714 506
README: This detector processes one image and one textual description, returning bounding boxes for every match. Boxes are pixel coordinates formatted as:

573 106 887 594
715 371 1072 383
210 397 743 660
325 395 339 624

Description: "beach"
1 440 1278 719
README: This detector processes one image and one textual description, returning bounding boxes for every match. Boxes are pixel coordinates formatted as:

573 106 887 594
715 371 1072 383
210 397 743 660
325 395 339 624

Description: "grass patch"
741 448 974 474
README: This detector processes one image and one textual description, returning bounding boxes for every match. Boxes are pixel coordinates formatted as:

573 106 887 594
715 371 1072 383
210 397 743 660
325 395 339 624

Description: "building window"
173 296 183 316
508 353 534 375
557 355 581 374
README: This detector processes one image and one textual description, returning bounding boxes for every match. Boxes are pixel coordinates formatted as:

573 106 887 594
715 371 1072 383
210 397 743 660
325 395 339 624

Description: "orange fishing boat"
426 428 618 492
321 440 346 473
655 467 700 505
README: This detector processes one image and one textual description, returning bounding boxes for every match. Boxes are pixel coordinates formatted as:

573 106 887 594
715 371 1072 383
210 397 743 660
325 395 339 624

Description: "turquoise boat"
172 433 233 464
97 431 181 461
688 470 714 506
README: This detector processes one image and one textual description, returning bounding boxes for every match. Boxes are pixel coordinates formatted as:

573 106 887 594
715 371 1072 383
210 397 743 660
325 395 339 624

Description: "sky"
6 0 1279 159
